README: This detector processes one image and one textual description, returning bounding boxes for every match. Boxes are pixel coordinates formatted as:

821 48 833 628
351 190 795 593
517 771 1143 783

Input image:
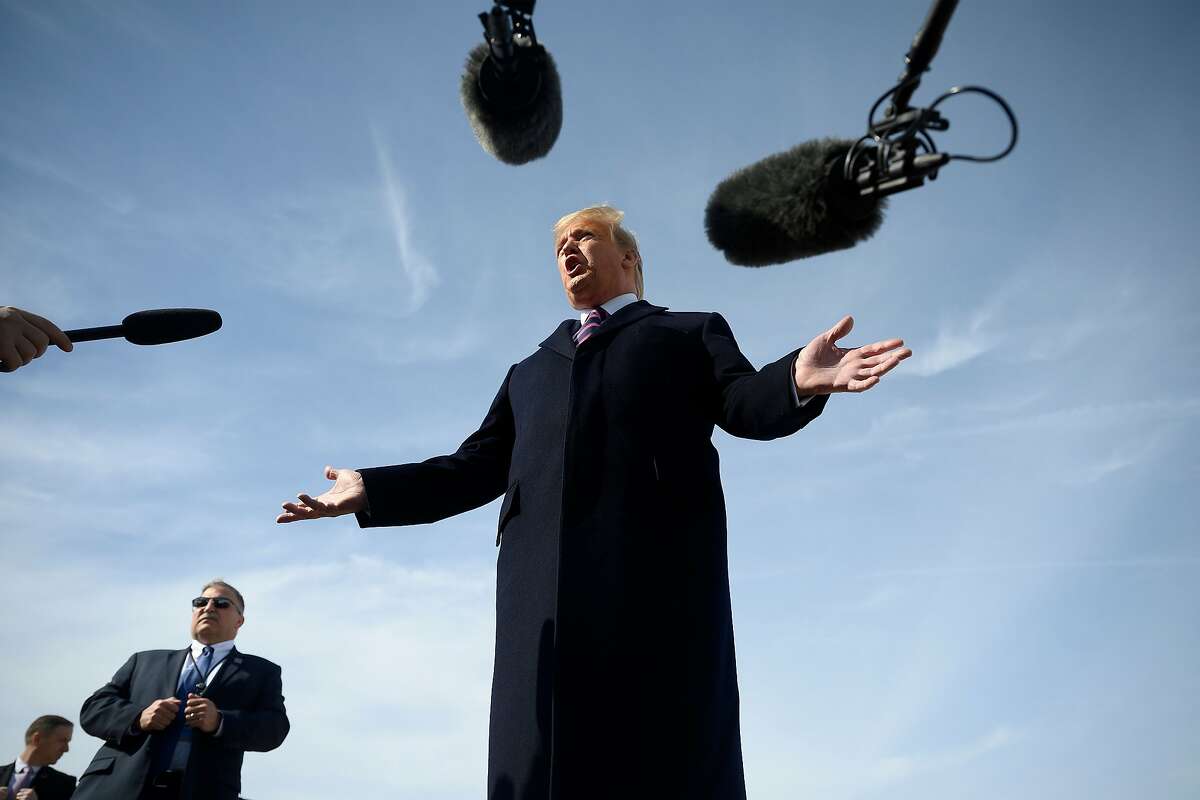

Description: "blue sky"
2 0 1198 797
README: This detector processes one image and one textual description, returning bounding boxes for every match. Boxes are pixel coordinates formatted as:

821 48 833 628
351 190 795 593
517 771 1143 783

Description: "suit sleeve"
702 312 828 440
355 365 516 528
215 661 290 753
79 653 148 750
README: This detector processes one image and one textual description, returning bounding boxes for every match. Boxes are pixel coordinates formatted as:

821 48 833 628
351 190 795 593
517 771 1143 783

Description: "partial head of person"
190 579 245 645
21 715 72 766
553 205 644 310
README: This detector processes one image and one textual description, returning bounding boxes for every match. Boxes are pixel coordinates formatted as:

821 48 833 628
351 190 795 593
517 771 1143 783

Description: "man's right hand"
276 466 366 523
0 306 73 373
139 697 181 731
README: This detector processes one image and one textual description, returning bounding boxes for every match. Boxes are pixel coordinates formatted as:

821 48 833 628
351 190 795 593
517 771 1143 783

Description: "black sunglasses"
191 596 241 613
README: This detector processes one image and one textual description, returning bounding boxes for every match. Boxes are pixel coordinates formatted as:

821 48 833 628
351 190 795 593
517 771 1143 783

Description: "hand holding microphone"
0 307 222 372
0 306 73 372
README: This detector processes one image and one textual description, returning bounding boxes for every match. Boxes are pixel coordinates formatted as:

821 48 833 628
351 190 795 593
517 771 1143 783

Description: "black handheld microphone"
705 0 1016 267
65 308 222 346
460 1 563 165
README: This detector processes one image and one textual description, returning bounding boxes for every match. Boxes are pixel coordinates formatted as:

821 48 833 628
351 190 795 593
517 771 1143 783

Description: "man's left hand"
184 694 221 734
794 315 911 395
15 788 38 800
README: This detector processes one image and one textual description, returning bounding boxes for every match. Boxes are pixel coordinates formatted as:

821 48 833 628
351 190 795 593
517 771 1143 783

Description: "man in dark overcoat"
73 580 289 800
278 205 910 799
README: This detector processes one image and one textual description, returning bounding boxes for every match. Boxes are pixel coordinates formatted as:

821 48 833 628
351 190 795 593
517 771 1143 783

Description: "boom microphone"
65 308 222 345
705 0 1017 267
705 138 886 267
460 1 563 165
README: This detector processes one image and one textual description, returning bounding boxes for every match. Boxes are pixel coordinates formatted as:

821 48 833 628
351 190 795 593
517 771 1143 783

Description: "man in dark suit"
277 205 910 799
73 580 289 800
1 715 76 800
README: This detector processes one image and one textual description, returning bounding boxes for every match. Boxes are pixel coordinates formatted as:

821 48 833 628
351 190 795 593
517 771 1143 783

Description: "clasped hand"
139 694 220 734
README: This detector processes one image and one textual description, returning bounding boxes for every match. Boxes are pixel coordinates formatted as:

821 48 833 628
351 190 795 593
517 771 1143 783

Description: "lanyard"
184 646 229 695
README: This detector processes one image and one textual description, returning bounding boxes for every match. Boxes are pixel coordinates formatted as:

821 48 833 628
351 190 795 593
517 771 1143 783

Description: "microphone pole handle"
63 324 125 343
889 0 959 115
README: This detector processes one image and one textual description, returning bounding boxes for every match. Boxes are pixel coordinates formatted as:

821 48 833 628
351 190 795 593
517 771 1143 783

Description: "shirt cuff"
789 353 814 408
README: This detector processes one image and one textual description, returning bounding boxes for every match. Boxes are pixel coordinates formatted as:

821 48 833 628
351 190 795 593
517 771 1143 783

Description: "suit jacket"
0 762 76 800
73 647 289 800
356 302 828 800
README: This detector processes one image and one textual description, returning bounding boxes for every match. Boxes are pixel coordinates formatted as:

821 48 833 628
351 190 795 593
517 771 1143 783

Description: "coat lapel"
539 319 578 360
205 647 244 696
538 301 668 359
158 648 190 698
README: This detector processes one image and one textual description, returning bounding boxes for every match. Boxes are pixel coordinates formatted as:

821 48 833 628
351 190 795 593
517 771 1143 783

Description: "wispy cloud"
906 305 998 377
0 139 137 214
869 726 1017 787
371 124 440 315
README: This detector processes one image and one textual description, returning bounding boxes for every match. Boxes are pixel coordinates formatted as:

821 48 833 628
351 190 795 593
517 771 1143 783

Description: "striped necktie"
573 307 608 346
149 645 214 775
10 767 33 794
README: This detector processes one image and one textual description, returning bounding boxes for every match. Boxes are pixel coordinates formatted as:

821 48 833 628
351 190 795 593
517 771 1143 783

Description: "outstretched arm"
709 312 911 440
276 365 516 528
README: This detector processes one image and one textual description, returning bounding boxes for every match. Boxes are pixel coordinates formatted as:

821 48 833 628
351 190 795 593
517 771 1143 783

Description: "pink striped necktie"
573 307 609 346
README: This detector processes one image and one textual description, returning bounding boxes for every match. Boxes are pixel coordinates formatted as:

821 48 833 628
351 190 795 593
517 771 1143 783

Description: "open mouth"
564 255 586 276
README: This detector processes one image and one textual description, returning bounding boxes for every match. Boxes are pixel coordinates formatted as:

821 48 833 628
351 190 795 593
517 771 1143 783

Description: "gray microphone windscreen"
460 41 562 165
705 137 886 266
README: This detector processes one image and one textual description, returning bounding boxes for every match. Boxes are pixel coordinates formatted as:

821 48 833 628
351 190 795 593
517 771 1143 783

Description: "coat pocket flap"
81 755 116 777
497 482 521 546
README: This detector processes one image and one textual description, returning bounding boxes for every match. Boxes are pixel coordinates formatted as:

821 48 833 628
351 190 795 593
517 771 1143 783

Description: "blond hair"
553 205 644 299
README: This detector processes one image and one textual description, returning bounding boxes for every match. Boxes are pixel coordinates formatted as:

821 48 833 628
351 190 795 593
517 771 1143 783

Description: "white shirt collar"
579 293 639 323
12 756 36 774
190 639 236 662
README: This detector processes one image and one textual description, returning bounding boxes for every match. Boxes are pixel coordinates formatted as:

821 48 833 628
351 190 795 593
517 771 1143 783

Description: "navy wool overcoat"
356 301 827 800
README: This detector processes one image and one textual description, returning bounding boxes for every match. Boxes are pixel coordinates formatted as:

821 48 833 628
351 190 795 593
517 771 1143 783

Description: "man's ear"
621 248 638 270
